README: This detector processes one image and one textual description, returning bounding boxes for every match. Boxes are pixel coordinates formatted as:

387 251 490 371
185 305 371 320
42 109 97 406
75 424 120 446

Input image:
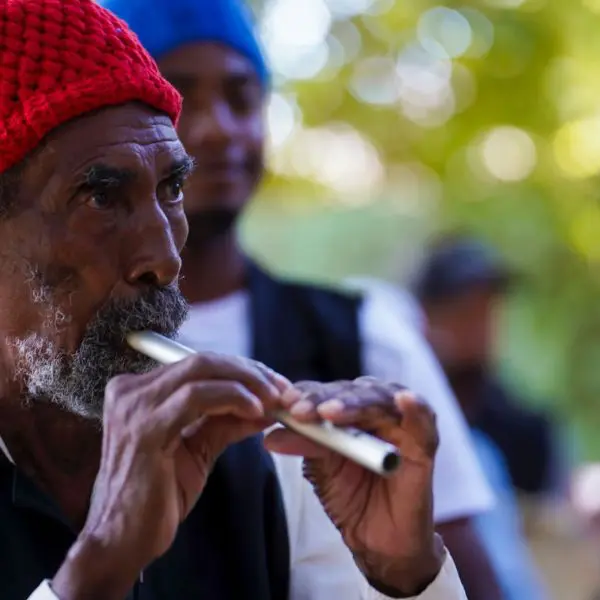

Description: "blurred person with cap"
411 236 561 600
415 236 564 499
102 0 507 598
352 241 555 599
0 0 475 599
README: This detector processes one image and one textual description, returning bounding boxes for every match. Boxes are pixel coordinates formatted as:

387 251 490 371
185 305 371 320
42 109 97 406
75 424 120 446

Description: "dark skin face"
0 102 190 359
423 286 500 370
0 102 192 523
157 42 264 219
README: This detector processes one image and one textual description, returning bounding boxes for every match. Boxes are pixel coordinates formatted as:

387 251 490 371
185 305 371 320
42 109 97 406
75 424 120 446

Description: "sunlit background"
240 0 600 458
235 4 600 593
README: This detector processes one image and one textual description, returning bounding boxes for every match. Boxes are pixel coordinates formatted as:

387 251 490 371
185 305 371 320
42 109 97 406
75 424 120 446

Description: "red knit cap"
0 0 182 174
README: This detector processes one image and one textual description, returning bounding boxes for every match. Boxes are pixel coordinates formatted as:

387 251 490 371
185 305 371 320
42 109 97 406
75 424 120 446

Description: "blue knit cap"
101 0 269 85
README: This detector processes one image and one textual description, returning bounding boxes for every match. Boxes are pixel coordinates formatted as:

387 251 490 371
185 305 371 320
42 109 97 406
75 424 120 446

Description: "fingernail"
394 390 415 408
281 388 302 407
275 373 293 389
290 399 314 416
317 399 344 418
252 398 266 416
181 416 207 439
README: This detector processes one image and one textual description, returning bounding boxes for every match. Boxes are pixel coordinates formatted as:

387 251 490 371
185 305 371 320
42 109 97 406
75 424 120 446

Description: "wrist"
52 533 142 600
358 534 446 598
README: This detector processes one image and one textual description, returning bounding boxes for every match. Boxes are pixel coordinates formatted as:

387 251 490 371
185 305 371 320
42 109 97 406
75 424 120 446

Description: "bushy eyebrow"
78 154 195 189
165 155 196 180
83 164 136 189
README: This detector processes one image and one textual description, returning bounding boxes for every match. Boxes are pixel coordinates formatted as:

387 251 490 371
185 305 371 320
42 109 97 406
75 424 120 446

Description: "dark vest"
248 262 363 382
0 264 363 600
0 436 290 600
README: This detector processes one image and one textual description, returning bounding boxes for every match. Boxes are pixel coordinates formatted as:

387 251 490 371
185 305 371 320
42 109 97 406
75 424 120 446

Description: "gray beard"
11 285 189 421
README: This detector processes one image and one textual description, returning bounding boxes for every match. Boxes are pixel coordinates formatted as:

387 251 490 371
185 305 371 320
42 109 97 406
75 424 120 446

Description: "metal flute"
126 331 401 476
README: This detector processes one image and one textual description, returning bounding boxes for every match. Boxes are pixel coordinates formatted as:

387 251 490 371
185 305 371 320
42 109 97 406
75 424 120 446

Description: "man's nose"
124 205 183 288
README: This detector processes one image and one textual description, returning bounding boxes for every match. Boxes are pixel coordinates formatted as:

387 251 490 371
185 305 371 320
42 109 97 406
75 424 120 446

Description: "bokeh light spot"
460 8 495 58
553 118 600 179
417 7 472 59
261 0 332 79
330 20 363 63
396 42 455 127
479 126 537 181
583 0 600 13
326 0 375 19
270 124 384 199
350 56 399 105
267 93 299 149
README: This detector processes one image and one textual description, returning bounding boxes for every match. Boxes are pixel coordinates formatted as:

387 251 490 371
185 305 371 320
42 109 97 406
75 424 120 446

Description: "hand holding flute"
123 331 443 591
55 333 443 599
126 331 401 476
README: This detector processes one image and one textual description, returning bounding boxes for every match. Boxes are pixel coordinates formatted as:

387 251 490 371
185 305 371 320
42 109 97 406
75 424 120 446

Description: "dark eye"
225 78 261 115
229 87 256 114
84 191 114 210
169 179 184 198
158 176 185 204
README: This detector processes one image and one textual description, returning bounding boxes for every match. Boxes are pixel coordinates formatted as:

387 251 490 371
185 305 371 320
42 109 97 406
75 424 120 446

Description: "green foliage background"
241 0 600 460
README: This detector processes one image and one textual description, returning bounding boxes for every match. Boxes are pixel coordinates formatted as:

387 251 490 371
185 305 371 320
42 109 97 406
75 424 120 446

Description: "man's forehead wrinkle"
41 103 175 140
37 107 181 172
80 135 182 153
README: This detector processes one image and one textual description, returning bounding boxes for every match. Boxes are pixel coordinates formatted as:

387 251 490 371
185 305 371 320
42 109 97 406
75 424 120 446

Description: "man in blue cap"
102 1 503 598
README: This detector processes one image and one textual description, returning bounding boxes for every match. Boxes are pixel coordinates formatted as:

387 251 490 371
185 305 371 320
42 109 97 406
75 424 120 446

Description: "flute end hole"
382 452 401 474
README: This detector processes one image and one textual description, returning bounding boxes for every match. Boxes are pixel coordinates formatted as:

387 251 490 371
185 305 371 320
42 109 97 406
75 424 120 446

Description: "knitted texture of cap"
0 0 182 174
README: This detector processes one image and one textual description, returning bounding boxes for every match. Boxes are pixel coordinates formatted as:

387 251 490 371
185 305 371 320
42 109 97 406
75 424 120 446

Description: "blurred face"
157 42 264 223
0 103 191 420
423 286 500 370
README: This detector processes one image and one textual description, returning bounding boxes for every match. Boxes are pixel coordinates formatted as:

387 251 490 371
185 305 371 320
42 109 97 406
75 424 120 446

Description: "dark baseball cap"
414 237 512 301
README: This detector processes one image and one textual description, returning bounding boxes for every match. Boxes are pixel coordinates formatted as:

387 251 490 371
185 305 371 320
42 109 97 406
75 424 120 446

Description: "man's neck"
444 363 489 424
0 399 101 528
180 231 247 305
